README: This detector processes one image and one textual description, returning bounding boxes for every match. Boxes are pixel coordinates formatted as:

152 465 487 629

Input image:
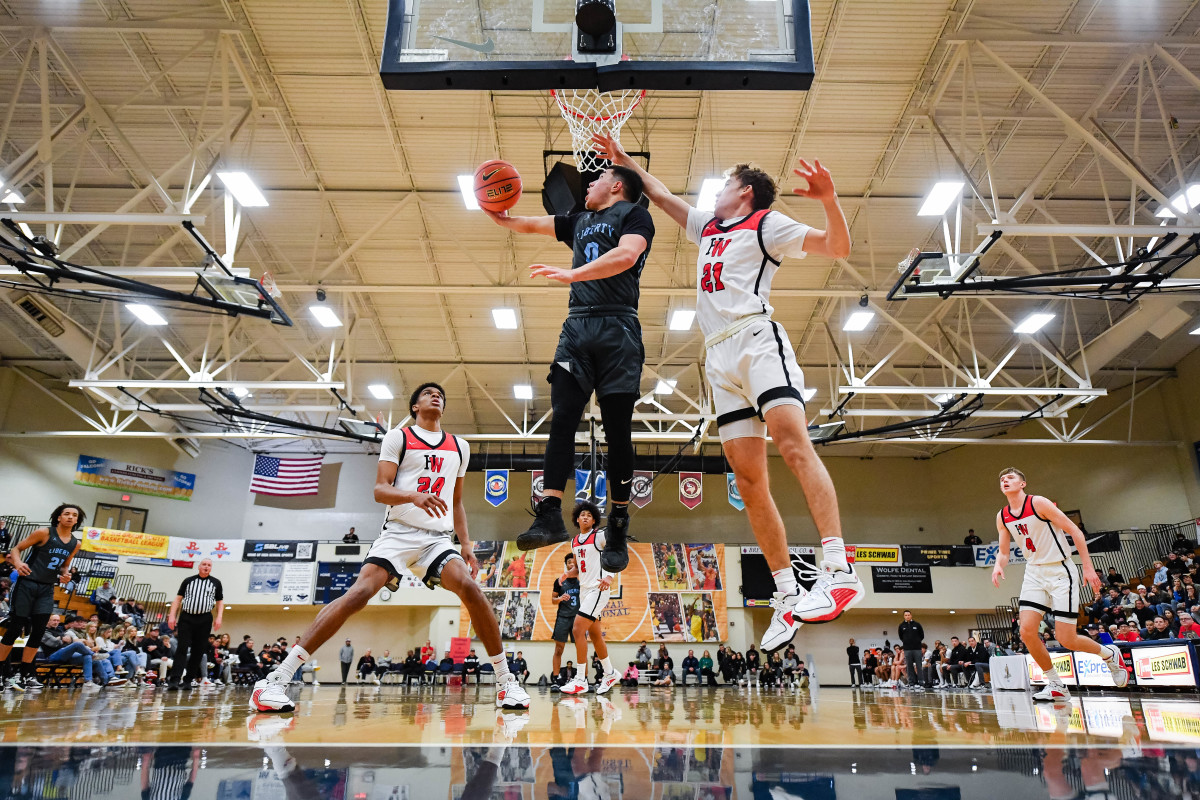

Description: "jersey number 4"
1015 522 1036 553
700 261 725 293
416 476 446 496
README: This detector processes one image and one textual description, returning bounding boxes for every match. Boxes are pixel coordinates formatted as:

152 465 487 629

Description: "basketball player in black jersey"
1 503 83 691
550 552 580 689
485 166 654 573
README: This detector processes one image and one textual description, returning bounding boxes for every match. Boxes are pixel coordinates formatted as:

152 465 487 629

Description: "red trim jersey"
1001 495 1071 566
571 528 612 590
378 425 469 533
685 206 812 338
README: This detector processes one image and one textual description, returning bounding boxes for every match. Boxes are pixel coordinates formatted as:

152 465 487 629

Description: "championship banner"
871 565 932 593
679 472 703 510
847 545 900 564
900 544 975 567
484 469 509 507
574 469 606 503
74 454 195 501
242 540 316 561
460 542 727 643
530 470 545 505
726 473 744 511
630 470 654 508
168 537 242 562
973 542 1029 567
80 527 168 559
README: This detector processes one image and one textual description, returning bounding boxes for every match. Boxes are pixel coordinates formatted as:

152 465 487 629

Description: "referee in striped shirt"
166 558 224 689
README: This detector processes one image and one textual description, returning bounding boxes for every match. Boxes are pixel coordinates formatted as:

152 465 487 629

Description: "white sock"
601 656 614 675
772 568 798 596
1044 665 1062 685
272 645 309 682
490 653 512 683
821 538 849 571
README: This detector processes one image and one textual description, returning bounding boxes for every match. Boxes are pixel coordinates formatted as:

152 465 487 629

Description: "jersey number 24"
416 476 445 496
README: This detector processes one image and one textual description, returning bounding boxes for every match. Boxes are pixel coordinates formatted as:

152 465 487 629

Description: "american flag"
249 455 324 496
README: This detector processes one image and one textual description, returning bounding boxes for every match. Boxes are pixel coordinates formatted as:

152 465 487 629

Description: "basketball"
473 159 521 213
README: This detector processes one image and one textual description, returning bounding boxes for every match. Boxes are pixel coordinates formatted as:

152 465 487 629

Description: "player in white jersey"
250 382 531 714
992 467 1127 700
560 501 621 696
593 133 863 650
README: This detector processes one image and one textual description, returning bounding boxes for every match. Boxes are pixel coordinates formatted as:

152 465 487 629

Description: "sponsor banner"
484 469 509 507
973 542 1029 567
899 544 975 567
871 565 932 593
679 472 703 510
726 473 744 511
1130 643 1198 687
74 454 195 501
248 563 283 594
1080 697 1134 738
81 527 169 559
573 469 606 503
168 537 242 562
1026 651 1078 686
125 556 191 568
1074 650 1124 687
460 543 727 642
530 470 545 505
848 545 901 564
740 545 816 556
1079 530 1120 554
280 563 315 604
630 470 654 508
1143 700 1200 744
242 540 317 562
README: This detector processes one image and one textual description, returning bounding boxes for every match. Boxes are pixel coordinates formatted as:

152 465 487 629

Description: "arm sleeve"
621 205 655 243
378 428 404 465
554 214 581 246
457 438 471 478
763 212 812 261
685 205 709 245
213 578 223 602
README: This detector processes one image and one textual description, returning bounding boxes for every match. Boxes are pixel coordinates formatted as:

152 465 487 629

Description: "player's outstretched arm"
483 209 556 237
794 159 851 259
592 132 690 229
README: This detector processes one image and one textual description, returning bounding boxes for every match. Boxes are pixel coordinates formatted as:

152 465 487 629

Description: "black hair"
409 382 446 416
564 552 576 564
50 503 86 531
609 165 645 203
572 501 602 529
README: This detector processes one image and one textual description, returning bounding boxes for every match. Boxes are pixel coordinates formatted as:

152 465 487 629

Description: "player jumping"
594 133 863 652
250 383 531 712
560 501 621 696
992 467 1127 700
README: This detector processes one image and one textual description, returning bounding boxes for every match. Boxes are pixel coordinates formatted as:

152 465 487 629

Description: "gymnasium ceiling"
1 0 1199 457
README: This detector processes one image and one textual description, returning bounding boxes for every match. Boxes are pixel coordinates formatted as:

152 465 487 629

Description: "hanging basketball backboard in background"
380 0 814 91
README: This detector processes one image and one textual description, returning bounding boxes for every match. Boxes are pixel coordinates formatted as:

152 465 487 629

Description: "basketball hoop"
551 88 646 173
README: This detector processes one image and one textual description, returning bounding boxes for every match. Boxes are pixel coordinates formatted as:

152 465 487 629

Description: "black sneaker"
601 509 629 573
516 498 569 551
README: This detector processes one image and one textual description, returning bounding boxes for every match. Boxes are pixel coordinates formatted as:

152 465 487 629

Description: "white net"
551 88 646 173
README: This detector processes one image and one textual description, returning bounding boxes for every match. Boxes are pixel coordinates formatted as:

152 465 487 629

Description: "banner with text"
81 527 169 559
848 545 901 564
459 542 726 642
167 537 242 562
871 565 933 593
75 454 196 501
973 543 1030 567
900 544 975 567
242 540 317 562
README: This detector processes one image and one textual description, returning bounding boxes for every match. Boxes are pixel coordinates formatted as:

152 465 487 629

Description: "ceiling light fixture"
655 379 678 395
669 309 695 331
918 181 965 217
126 303 168 326
1014 312 1054 335
802 387 817 402
216 172 269 207
514 384 533 400
458 175 481 210
696 178 724 212
368 384 394 400
230 387 251 398
843 310 874 332
1155 184 1200 218
308 305 343 328
492 308 518 329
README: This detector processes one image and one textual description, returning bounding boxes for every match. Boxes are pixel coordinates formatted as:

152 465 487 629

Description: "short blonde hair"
999 467 1026 481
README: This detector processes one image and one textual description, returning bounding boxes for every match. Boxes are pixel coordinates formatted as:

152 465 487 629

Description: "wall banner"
973 543 1029 567
630 470 654 508
871 565 932 593
168 537 242 562
81 527 169 559
726 473 744 511
847 545 901 564
679 472 703 510
900 544 975 567
280 563 315 604
530 470 545 505
248 564 283 594
484 469 509 507
74 454 195 501
242 540 317 562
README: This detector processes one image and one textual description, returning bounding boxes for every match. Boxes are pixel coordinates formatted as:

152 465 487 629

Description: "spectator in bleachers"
1119 586 1137 610
963 528 982 546
681 650 699 683
0 518 9 554
1163 609 1181 637
1144 616 1174 640
720 650 740 684
620 661 639 687
357 650 379 684
1179 615 1199 639
1166 553 1189 577
402 649 423 685
1173 532 1196 556
1132 598 1156 632
1153 560 1169 587
41 615 97 689
699 650 716 686
1105 567 1125 588
744 644 760 676
463 649 480 683
342 527 359 544
760 653 781 688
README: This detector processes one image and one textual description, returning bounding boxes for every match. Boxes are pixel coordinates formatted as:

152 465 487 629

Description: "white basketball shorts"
706 318 807 442
1018 560 1081 620
364 521 463 589
576 586 611 621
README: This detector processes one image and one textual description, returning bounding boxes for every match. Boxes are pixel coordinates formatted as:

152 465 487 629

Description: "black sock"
0 661 9 680
20 663 32 680
610 504 628 518
541 496 562 511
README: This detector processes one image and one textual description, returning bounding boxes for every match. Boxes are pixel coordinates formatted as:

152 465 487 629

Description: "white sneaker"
373 676 381 685
1100 644 1129 688
595 670 620 695
969 675 981 688
81 682 101 692
4 677 24 693
312 681 320 687
560 677 589 696
495 710 529 743
249 678 296 712
495 679 530 709
1032 682 1070 702
792 561 865 623
200 678 215 687
761 591 804 653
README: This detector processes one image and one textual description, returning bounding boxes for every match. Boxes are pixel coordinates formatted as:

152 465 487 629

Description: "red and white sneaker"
761 591 804 653
595 670 620 695
495 678 531 709
1101 644 1129 688
249 677 296 713
560 676 589 695
1032 682 1070 702
792 561 865 623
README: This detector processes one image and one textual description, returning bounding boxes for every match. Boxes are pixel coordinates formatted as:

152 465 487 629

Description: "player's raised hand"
991 563 1005 588
530 264 573 284
413 492 448 517
792 158 837 202
591 132 630 166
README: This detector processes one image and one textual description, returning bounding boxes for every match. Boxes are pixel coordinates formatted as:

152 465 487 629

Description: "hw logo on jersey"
424 454 445 473
706 238 732 257
484 469 509 507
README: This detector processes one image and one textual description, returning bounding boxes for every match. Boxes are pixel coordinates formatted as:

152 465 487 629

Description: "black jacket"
948 644 970 664
898 620 925 650
965 643 988 663
682 656 699 673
